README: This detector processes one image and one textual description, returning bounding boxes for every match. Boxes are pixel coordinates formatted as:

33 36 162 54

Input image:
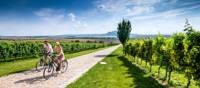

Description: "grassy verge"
125 56 199 88
67 47 165 88
0 46 111 77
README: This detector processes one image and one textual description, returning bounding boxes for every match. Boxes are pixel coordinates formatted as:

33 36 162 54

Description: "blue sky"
0 0 200 36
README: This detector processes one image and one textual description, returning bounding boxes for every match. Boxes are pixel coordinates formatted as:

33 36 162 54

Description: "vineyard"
124 27 200 87
0 41 108 62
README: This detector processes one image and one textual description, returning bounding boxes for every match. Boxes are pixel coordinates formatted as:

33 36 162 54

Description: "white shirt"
44 43 53 53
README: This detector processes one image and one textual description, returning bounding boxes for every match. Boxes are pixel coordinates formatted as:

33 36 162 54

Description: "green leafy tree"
161 39 171 81
117 19 132 54
184 19 195 35
184 31 200 88
153 35 165 78
171 33 185 83
138 39 145 65
146 38 153 72
181 20 200 88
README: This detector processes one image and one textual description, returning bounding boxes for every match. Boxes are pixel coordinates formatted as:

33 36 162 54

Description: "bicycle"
35 51 53 72
35 54 50 72
43 54 68 80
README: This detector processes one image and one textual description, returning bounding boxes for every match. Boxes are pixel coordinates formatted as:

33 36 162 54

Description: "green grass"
67 47 165 88
0 46 111 77
125 56 199 88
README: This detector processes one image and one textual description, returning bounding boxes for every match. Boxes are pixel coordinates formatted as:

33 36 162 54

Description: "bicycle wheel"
43 64 54 80
36 59 44 72
60 60 68 73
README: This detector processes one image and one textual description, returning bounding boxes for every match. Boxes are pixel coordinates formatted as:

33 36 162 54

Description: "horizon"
0 0 200 36
0 31 172 37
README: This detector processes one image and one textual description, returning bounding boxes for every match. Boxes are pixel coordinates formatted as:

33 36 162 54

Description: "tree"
153 35 165 78
163 38 177 83
138 39 145 65
184 31 200 88
145 38 153 71
184 18 195 35
181 19 200 88
117 19 132 54
171 33 185 83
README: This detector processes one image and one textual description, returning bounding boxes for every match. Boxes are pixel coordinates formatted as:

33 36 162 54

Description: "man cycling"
43 40 53 60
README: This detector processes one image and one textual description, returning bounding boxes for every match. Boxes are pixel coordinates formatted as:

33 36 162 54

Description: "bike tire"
60 60 68 73
43 64 54 80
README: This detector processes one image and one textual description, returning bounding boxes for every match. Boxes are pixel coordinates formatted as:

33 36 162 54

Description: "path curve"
0 45 119 88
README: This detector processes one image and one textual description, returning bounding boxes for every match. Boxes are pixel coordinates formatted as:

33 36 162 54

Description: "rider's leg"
56 55 62 71
54 58 60 71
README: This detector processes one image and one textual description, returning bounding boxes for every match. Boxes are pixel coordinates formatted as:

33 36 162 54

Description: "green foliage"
117 19 132 53
184 19 195 35
153 35 165 64
144 38 154 70
0 41 107 62
67 47 165 88
172 33 185 67
124 30 200 87
0 46 110 77
184 31 200 87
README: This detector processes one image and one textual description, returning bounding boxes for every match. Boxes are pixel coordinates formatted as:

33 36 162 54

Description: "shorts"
57 54 64 61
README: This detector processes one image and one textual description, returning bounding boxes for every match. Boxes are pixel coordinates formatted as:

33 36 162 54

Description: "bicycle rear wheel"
43 64 54 80
60 60 68 73
36 59 44 72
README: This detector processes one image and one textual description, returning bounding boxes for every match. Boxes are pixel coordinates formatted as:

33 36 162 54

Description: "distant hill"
104 31 117 36
0 31 171 39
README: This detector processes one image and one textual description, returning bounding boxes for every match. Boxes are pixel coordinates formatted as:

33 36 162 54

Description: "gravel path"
0 45 119 88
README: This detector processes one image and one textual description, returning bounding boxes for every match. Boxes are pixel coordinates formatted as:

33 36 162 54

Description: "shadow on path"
118 56 166 88
14 74 52 84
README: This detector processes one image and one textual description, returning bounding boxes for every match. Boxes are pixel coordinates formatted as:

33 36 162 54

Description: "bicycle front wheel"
43 65 54 80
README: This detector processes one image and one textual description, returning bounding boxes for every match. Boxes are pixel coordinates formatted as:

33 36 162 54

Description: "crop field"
0 40 111 62
0 0 200 88
124 31 200 88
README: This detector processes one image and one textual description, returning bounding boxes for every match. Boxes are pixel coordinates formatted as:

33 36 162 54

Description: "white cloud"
1 1 200 36
0 8 91 36
34 8 66 25
133 9 185 20
68 13 76 22
34 8 88 32
133 4 200 20
34 8 65 17
95 0 161 16
67 13 88 29
126 6 154 16
94 0 200 20
129 0 161 5
180 0 200 6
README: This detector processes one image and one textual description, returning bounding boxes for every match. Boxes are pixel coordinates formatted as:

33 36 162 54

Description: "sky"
0 0 200 36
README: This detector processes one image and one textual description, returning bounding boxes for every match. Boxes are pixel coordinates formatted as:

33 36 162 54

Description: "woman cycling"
54 42 65 72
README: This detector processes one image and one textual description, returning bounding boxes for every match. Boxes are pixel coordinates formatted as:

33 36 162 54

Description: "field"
0 39 114 61
0 38 119 44
67 28 200 88
0 39 115 77
123 31 200 88
67 47 165 88
1 0 200 88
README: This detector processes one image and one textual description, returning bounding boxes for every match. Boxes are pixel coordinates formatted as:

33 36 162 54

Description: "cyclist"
54 42 65 72
43 40 54 60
